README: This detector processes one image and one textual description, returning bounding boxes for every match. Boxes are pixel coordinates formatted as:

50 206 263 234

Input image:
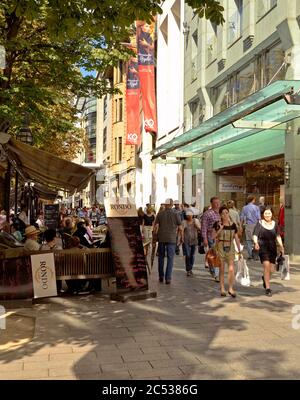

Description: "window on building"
103 127 107 153
206 22 217 65
228 0 243 46
119 98 123 122
115 61 124 84
118 137 122 162
103 95 107 120
189 99 203 129
114 99 118 122
191 30 198 81
114 137 118 163
264 42 285 85
212 81 228 114
236 61 255 102
211 42 285 114
256 0 277 21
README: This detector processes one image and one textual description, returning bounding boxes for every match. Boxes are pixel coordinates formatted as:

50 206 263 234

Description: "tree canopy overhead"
0 0 224 158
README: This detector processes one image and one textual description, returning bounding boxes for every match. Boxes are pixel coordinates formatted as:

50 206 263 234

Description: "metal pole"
4 161 11 221
14 171 19 215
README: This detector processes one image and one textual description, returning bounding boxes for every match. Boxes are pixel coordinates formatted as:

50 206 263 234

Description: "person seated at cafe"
61 217 74 249
40 229 62 250
98 206 107 226
11 222 23 242
73 221 94 248
24 225 40 251
35 212 45 229
84 218 94 243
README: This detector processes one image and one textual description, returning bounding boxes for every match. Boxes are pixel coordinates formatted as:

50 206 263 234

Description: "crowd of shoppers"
141 194 285 298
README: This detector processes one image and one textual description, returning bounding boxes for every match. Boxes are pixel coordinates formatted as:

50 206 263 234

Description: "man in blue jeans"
154 198 183 284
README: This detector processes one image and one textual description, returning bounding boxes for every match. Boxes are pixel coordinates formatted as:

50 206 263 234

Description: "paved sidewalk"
1 252 300 380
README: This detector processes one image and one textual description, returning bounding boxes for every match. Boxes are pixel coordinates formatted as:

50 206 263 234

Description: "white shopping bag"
234 240 243 261
235 256 251 287
281 254 290 281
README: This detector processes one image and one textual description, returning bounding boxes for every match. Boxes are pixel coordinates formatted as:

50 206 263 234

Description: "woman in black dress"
253 207 284 297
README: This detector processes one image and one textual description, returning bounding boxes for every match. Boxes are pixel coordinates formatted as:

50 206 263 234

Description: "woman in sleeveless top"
212 205 242 297
253 206 284 297
181 210 201 276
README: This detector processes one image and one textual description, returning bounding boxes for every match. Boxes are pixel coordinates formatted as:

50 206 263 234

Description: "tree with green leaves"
0 0 224 158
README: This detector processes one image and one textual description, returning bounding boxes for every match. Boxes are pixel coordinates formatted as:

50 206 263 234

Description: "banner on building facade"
31 253 57 298
126 55 141 145
104 198 148 292
136 19 157 134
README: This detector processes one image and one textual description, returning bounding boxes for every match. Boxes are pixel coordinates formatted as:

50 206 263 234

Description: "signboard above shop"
219 176 244 193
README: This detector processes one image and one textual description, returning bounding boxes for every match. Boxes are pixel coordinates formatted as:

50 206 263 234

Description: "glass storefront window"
216 157 283 215
265 43 286 84
212 81 228 114
211 42 285 115
237 61 255 102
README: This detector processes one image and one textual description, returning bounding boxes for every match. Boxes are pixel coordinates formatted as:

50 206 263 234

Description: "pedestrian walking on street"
154 198 183 284
253 206 284 297
201 197 221 281
142 206 155 256
240 195 261 260
212 206 242 297
180 210 201 276
173 200 183 255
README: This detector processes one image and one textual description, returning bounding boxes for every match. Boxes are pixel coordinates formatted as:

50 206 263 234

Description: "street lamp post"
15 113 33 216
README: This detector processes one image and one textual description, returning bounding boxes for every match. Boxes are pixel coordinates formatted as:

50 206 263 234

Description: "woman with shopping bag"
253 206 284 297
212 205 242 297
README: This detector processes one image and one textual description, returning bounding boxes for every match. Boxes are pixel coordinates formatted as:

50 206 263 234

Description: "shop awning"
0 133 94 195
152 80 300 161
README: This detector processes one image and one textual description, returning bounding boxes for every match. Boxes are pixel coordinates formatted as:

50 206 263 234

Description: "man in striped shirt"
201 197 221 281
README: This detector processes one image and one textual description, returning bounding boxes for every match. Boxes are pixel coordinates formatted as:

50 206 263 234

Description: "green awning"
151 80 300 160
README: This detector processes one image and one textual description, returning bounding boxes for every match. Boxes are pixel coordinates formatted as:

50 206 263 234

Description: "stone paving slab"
1 253 300 380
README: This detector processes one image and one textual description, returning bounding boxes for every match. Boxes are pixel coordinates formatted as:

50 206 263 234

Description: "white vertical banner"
184 168 192 204
196 169 204 213
31 253 57 298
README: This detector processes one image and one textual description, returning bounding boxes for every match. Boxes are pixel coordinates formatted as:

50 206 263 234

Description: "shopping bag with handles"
235 256 251 287
281 254 290 281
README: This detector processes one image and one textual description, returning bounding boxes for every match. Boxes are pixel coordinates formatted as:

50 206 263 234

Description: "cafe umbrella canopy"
0 132 94 197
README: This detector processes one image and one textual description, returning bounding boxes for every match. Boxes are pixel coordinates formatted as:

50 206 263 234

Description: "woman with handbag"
180 210 201 276
212 205 242 297
253 206 284 297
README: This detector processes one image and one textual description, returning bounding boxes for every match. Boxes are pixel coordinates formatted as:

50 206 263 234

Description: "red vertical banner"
126 56 141 145
136 20 157 134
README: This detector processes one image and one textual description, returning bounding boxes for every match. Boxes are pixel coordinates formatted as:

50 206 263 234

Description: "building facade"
155 0 185 208
154 0 300 260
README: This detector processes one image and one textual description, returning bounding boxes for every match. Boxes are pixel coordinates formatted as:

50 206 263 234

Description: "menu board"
104 198 148 292
0 256 33 300
107 217 148 291
44 204 60 230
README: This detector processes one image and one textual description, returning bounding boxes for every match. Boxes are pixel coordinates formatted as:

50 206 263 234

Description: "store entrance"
216 156 284 215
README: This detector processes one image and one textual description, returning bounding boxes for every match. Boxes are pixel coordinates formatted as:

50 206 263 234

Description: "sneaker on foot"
159 277 164 283
265 288 272 297
165 280 171 284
